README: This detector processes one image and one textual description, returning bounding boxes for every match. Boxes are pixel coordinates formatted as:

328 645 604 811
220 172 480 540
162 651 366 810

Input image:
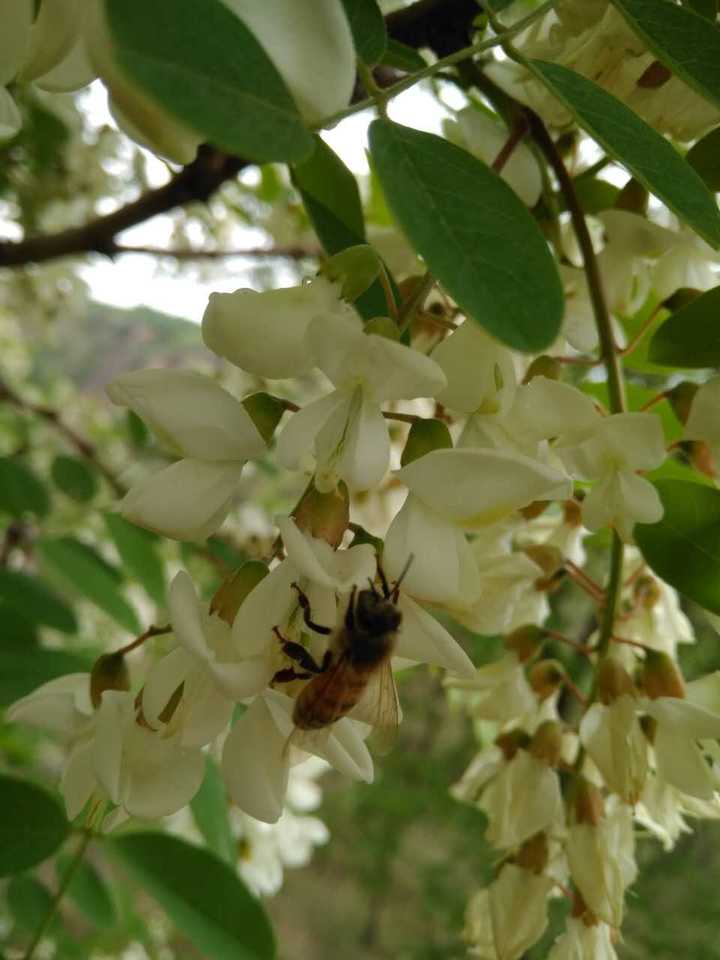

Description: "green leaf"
51 455 97 502
191 757 235 865
612 0 720 110
109 833 275 960
293 135 387 318
648 285 720 367
0 457 49 518
527 60 720 247
368 119 564 351
105 0 314 163
635 479 720 613
6 876 55 932
0 640 91 707
0 570 77 634
37 537 141 633
0 776 69 876
103 513 166 607
56 854 117 928
682 0 718 19
380 37 426 73
687 127 720 192
340 0 387 64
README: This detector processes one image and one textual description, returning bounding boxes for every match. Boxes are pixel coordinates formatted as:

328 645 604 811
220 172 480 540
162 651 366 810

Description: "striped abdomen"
292 655 377 730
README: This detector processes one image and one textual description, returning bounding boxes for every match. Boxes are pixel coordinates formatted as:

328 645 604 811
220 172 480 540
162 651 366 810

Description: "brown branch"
111 243 318 261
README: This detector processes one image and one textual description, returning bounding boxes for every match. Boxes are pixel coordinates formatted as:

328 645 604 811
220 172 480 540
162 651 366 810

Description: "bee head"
354 588 402 635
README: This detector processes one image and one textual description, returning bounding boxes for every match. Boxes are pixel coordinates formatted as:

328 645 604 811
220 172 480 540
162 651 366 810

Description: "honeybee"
273 561 411 751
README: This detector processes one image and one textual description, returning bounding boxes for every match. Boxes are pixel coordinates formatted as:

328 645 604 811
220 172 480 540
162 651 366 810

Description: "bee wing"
350 659 400 755
286 654 357 757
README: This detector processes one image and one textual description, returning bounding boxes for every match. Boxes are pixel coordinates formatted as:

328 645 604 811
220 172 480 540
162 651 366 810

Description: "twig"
492 115 529 173
111 243 318 261
114 623 171 657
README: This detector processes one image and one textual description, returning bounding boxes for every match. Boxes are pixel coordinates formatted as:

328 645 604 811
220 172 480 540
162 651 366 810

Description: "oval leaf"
51 455 98 503
612 0 720 110
105 0 314 163
687 127 720 192
103 513 166 608
37 537 141 633
56 853 117 928
635 478 720 613
6 876 55 932
340 0 387 65
648 285 720 367
109 833 275 960
0 776 69 876
0 570 77 634
368 119 563 351
190 757 235 865
528 60 720 247
0 641 91 707
0 457 50 519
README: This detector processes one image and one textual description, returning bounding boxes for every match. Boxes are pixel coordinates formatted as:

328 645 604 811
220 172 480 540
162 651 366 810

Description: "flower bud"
529 659 564 701
400 418 453 467
211 560 269 625
530 721 563 767
637 60 672 90
504 624 544 663
572 776 605 826
320 244 382 302
514 832 549 875
241 392 286 445
689 440 717 478
633 574 661 609
614 177 648 214
597 657 635 705
563 499 583 528
519 499 550 520
495 729 531 761
90 652 130 709
524 544 564 592
639 714 657 743
640 650 686 700
663 288 702 312
522 356 561 383
667 381 699 425
292 480 349 548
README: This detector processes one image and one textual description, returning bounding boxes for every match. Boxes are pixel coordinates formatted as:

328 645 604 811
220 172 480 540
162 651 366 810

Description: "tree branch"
111 242 317 261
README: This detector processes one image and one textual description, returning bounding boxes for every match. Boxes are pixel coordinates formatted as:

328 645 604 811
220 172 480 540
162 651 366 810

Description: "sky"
78 81 461 323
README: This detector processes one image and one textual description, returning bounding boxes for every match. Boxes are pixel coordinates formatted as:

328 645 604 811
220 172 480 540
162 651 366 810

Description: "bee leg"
272 667 313 685
291 582 333 635
345 586 357 630
275 630 327 674
376 561 391 599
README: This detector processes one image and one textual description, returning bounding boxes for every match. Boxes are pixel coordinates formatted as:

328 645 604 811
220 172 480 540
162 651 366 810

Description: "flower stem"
24 831 92 960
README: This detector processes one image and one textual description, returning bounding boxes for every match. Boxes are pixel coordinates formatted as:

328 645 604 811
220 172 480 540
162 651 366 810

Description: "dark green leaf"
37 537 141 633
0 776 69 876
528 60 720 247
293 135 387 318
0 640 91 707
109 833 275 960
687 127 720 192
340 0 386 64
51 455 98 503
648 285 720 367
0 603 37 645
6 876 55 932
125 410 149 448
636 479 720 613
191 757 235 865
0 570 77 634
380 37 427 72
57 854 117 928
0 457 49 519
103 513 166 607
612 0 720 109
369 119 563 351
105 0 314 162
682 0 718 19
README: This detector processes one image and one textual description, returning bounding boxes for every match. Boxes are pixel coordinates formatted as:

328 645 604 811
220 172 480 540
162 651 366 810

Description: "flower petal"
395 594 476 678
431 320 517 414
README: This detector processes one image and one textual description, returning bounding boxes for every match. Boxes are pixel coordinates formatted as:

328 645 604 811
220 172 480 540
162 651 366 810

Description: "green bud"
663 288 702 312
365 316 400 340
597 656 635 704
242 392 286 445
90 652 130 709
641 650 686 700
401 418 452 467
523 355 561 383
211 560 269 624
667 381 699 425
614 177 649 214
293 480 349 548
320 244 381 301
504 624 544 662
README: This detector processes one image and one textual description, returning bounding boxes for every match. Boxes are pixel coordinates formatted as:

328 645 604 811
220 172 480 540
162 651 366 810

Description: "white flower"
566 804 636 927
277 316 446 492
431 321 517 416
643 695 720 800
459 548 548 637
619 550 695 658
107 369 266 541
557 413 665 539
452 745 505 804
220 0 355 124
651 229 719 303
489 864 552 960
463 888 497 959
548 918 618 960
684 377 720 470
202 276 352 379
92 691 205 820
222 689 373 823
480 749 563 850
444 107 542 207
580 695 649 801
448 654 537 725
